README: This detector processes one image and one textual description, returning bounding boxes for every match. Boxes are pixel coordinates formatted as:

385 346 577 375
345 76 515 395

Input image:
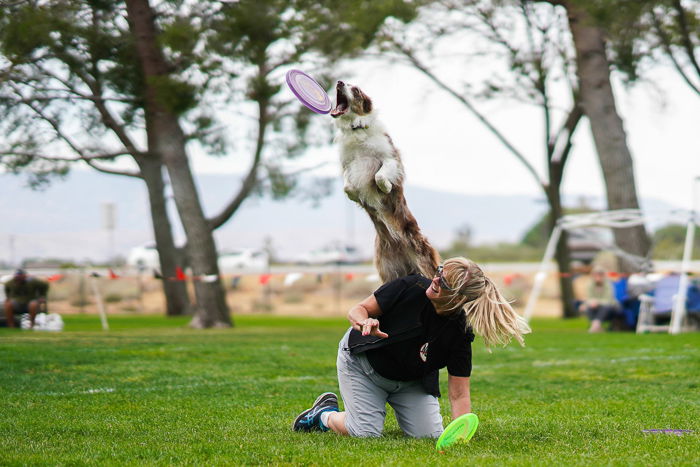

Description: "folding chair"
636 275 680 333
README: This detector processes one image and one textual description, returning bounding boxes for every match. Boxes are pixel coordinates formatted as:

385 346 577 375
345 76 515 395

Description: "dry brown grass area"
43 267 581 319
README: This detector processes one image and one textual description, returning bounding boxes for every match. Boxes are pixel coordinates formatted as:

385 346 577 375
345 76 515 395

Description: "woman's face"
426 274 444 301
426 265 457 312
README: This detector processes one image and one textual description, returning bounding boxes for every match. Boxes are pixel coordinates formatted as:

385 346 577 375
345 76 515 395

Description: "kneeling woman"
292 257 531 438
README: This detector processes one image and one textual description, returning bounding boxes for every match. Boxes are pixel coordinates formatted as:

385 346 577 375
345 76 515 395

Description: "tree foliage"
652 223 700 259
521 207 594 248
570 0 700 95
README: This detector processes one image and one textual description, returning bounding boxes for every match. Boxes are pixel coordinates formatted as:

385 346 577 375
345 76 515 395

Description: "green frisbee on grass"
436 413 479 451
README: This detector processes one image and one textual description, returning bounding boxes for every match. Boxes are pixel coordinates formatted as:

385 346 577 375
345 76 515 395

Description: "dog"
331 80 440 283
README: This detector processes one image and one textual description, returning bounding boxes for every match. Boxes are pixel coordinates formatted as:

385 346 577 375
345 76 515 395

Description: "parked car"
568 229 608 264
126 244 160 270
218 249 269 272
126 244 269 272
297 244 364 265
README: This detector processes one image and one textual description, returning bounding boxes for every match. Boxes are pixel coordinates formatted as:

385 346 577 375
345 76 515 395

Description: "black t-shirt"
348 275 474 396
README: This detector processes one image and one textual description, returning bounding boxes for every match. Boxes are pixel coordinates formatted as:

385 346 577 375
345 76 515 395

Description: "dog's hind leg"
368 209 412 282
374 235 417 283
389 194 440 279
413 238 441 279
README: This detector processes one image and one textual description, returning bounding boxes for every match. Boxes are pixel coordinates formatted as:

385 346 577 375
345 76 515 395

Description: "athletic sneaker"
292 392 339 432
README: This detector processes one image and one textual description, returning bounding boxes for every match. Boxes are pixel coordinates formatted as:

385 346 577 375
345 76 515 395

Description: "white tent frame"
522 208 698 334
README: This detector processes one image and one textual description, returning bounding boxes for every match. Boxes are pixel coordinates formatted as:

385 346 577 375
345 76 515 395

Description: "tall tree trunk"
547 174 577 318
564 1 651 272
135 156 191 316
125 0 231 328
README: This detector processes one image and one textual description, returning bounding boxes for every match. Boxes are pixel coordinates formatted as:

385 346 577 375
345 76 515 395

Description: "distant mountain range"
0 170 680 263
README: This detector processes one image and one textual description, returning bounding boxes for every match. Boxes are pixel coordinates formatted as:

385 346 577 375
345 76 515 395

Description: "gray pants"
336 329 444 438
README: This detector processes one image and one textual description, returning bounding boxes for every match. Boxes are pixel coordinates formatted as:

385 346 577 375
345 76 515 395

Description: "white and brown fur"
330 80 440 283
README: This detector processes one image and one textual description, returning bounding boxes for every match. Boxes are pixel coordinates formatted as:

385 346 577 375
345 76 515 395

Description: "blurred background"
1 0 698 326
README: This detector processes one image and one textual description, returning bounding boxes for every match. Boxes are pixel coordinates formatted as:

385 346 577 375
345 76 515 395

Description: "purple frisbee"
286 69 332 114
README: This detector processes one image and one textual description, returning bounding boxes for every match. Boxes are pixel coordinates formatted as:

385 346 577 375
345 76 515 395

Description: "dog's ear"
361 91 373 114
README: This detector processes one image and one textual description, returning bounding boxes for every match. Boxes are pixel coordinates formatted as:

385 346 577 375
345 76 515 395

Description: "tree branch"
0 151 135 161
0 93 132 105
10 85 87 155
0 150 140 178
390 41 544 187
549 95 583 166
651 9 700 96
520 0 546 85
672 0 700 81
82 159 141 178
209 74 270 230
183 122 227 141
72 68 145 154
272 161 329 179
519 1 552 144
8 84 142 177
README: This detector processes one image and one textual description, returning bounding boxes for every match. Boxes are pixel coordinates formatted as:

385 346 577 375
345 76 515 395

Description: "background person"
579 266 619 333
292 257 530 438
3 269 49 329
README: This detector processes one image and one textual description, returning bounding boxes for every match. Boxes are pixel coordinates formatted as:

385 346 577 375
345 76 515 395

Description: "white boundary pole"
90 275 110 331
670 183 698 334
523 224 562 322
669 219 693 334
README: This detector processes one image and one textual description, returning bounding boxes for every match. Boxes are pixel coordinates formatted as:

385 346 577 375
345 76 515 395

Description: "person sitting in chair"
579 266 619 333
3 269 49 329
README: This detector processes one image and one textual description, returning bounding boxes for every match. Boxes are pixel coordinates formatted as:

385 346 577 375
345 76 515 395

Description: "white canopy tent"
522 208 698 334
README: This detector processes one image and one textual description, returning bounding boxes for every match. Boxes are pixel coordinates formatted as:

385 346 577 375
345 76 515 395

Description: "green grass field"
1 314 698 466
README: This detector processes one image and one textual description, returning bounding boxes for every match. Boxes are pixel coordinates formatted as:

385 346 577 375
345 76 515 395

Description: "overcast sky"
189 57 699 215
3 27 698 264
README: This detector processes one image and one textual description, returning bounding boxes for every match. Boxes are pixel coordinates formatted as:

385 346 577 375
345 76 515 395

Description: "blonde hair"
441 257 531 348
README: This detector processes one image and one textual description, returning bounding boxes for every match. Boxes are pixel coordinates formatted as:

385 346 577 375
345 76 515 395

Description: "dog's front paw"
375 174 393 194
351 117 369 130
344 184 360 202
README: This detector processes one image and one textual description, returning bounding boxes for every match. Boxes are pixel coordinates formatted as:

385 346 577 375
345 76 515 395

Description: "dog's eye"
352 88 360 96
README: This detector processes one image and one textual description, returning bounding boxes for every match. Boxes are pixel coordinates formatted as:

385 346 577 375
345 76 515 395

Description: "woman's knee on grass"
327 411 384 437
343 412 384 438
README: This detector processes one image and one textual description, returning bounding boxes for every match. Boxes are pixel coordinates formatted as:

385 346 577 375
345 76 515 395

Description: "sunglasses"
435 265 456 291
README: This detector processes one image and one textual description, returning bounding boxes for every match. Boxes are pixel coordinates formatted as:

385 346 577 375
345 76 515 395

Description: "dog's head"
330 81 373 119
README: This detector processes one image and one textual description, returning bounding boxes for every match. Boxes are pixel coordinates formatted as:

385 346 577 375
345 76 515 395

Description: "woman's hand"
348 295 387 338
353 318 388 338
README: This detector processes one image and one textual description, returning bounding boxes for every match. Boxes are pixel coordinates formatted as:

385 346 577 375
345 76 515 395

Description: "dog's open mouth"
330 83 349 118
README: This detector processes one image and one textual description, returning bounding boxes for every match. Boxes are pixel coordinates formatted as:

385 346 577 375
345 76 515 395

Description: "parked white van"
126 245 269 272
